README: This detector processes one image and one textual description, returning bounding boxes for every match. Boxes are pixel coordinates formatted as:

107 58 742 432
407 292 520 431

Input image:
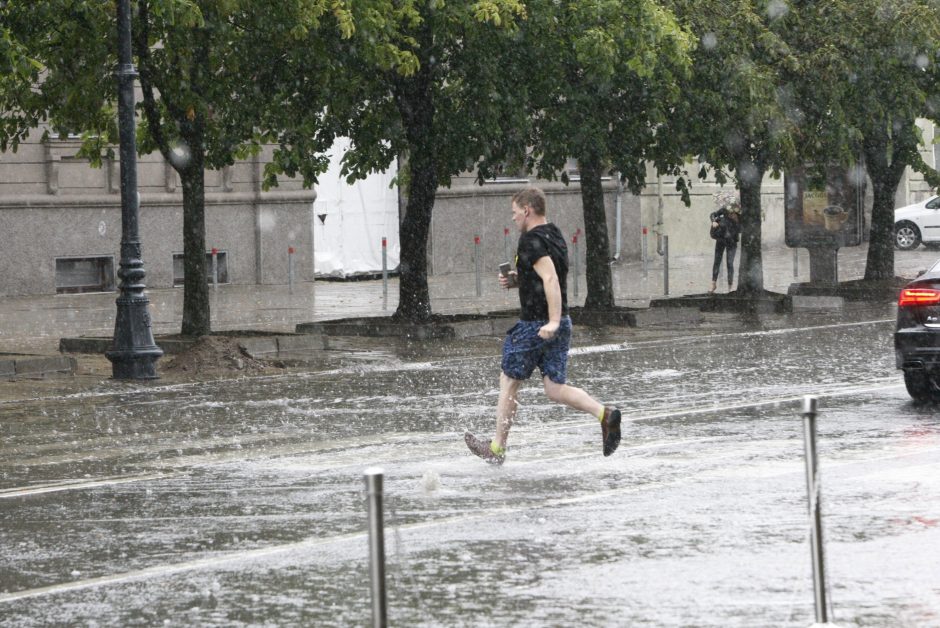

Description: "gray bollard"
364 468 388 628
474 236 482 297
802 395 831 625
288 246 295 294
662 235 669 296
381 237 388 307
211 247 219 290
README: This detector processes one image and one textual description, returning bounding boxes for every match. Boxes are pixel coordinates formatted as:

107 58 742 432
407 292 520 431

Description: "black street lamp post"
105 0 163 379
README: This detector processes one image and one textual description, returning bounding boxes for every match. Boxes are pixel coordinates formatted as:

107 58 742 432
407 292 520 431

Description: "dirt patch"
161 336 273 376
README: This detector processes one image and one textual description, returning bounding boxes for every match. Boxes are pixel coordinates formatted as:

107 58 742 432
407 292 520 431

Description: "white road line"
0 473 693 604
0 380 906 498
0 474 173 499
4 438 935 604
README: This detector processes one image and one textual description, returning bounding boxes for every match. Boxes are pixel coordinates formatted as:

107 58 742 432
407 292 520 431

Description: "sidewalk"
0 243 933 356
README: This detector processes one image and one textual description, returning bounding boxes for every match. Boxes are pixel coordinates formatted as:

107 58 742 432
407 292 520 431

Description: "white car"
895 195 940 250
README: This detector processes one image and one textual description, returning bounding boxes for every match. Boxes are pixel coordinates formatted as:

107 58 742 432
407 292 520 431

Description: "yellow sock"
597 407 606 422
490 441 505 456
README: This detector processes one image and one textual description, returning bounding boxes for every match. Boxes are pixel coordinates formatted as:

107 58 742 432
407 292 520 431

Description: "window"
55 256 115 294
481 156 529 185
173 251 228 286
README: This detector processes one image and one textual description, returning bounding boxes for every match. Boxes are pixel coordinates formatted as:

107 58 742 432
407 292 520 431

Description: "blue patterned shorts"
501 316 572 384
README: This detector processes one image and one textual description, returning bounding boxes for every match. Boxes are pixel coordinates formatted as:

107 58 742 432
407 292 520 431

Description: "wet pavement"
1 295 940 625
1 244 940 626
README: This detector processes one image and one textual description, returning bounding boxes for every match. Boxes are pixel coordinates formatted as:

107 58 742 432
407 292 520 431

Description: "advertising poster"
785 165 864 248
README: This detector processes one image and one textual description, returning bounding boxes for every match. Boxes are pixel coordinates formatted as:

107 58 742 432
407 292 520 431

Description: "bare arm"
533 255 561 339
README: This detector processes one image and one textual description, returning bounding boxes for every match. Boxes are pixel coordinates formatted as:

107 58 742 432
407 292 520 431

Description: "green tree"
799 0 940 280
669 0 799 295
269 1 526 323
2 0 377 336
502 0 692 309
0 9 44 152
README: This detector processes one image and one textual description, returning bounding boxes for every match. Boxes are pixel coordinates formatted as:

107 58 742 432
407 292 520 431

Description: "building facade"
5 122 936 297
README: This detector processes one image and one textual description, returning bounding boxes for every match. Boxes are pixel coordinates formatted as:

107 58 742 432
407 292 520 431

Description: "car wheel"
904 369 934 403
895 221 921 250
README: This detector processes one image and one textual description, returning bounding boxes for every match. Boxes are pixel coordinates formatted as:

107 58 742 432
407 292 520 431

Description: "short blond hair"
512 187 546 216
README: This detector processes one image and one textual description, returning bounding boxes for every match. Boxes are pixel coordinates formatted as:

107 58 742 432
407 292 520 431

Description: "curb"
296 316 519 340
0 355 77 380
650 292 791 314
295 308 638 340
58 332 328 360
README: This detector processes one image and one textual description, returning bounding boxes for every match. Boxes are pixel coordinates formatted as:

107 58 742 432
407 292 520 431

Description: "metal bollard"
801 395 831 625
474 236 482 297
641 226 648 278
287 246 295 294
381 237 388 307
211 247 219 290
364 468 388 628
656 235 669 296
572 233 580 301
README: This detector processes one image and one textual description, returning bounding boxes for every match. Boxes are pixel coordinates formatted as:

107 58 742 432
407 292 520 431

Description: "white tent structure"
312 138 400 278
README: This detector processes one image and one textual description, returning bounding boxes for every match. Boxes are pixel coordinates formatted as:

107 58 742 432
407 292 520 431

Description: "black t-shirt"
515 223 569 321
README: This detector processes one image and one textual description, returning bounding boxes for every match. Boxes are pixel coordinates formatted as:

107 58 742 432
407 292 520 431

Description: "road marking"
0 474 172 499
0 472 694 604
0 380 906 498
4 437 936 604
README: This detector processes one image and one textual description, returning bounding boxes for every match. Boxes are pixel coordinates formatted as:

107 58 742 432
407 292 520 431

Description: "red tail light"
899 288 940 306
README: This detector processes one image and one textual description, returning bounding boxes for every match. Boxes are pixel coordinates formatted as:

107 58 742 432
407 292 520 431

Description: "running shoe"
464 432 505 465
601 406 622 457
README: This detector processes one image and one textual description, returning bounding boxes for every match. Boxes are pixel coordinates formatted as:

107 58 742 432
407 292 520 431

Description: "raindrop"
168 142 192 170
847 164 866 187
766 0 789 19
738 162 760 185
916 53 929 69
258 210 277 232
421 469 441 494
701 32 717 51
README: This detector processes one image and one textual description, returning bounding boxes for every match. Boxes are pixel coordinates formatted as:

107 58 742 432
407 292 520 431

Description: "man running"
465 187 622 465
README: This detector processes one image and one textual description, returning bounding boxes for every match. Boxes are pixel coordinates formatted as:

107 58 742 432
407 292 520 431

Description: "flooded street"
2 312 939 626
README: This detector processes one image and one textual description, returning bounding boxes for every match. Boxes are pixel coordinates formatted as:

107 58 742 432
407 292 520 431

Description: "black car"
895 261 940 401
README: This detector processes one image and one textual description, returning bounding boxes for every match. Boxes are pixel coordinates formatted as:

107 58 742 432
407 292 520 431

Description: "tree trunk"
864 178 898 280
394 155 437 323
736 158 766 295
578 152 614 309
863 130 903 281
179 144 210 337
392 46 437 323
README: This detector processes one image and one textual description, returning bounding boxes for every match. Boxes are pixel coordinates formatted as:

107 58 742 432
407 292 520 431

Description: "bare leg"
494 372 523 449
542 376 604 418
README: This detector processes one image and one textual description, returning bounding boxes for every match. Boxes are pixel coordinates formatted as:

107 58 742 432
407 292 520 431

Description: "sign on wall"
785 165 864 248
